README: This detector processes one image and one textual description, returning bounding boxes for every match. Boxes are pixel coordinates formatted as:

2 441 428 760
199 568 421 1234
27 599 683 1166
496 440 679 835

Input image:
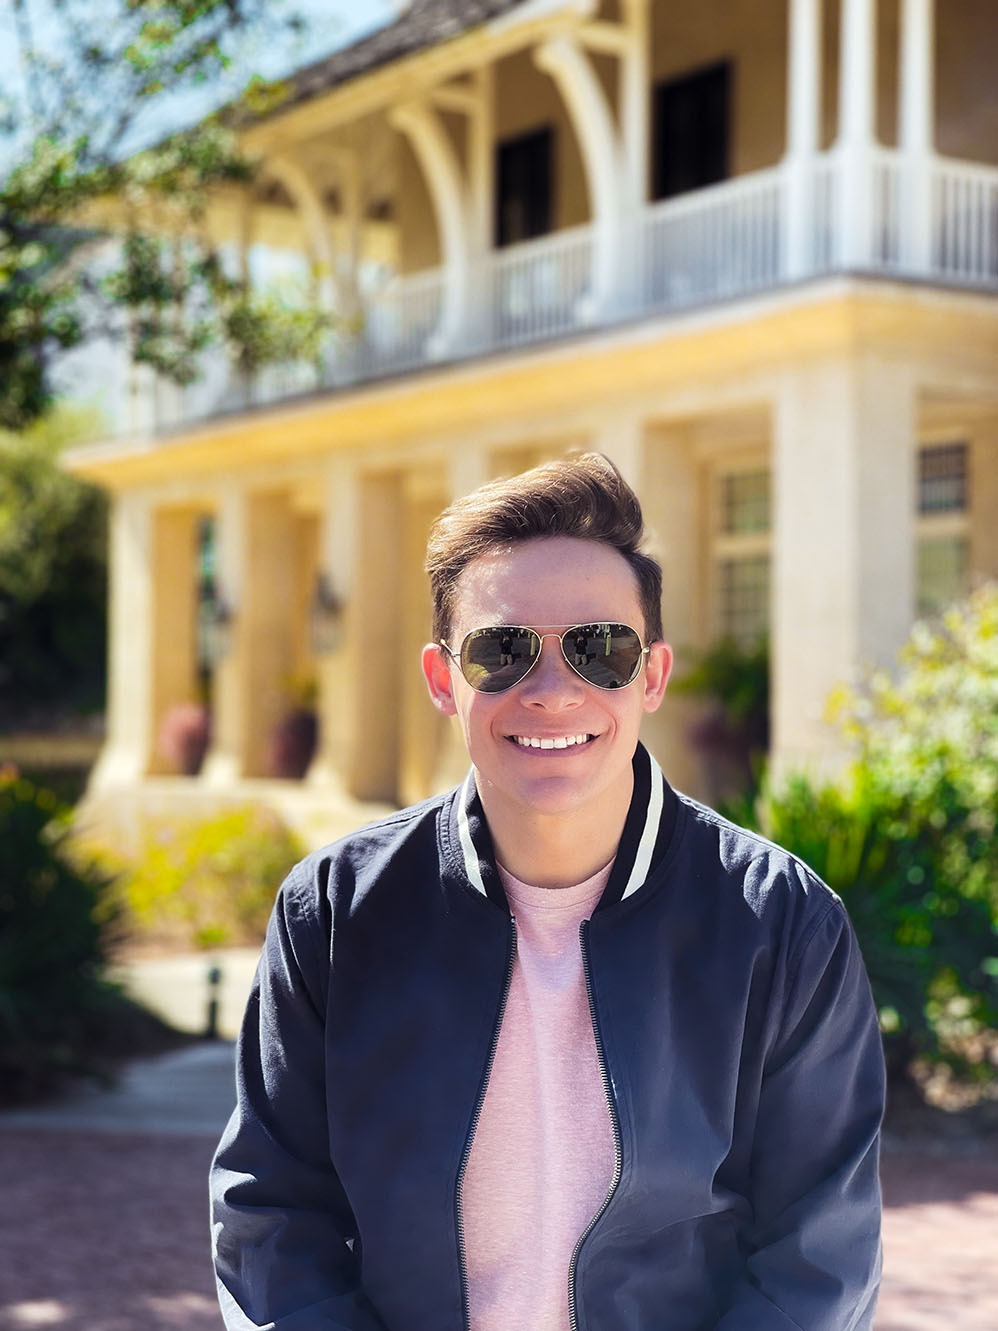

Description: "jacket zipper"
567 918 623 1331
455 915 517 1331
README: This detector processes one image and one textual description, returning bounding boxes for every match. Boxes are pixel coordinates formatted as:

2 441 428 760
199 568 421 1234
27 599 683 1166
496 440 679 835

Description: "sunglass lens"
566 624 643 688
461 627 540 693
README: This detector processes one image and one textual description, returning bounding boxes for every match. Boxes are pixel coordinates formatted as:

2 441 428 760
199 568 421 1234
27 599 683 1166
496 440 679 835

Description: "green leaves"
0 406 107 713
223 287 331 378
0 770 120 1102
1 0 307 431
751 586 998 1084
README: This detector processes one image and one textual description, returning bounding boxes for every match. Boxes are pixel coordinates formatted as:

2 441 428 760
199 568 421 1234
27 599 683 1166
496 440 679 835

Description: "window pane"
718 555 769 644
653 62 731 200
495 128 554 247
918 443 967 514
916 538 968 616
721 469 770 534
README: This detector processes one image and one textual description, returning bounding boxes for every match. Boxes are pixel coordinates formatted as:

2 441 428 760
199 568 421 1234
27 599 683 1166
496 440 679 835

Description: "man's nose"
519 635 585 706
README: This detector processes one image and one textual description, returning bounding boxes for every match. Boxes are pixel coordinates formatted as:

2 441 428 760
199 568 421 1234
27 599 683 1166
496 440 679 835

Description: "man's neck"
477 774 633 889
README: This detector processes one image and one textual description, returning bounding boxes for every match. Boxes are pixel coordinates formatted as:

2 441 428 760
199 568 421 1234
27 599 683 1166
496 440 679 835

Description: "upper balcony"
123 0 998 436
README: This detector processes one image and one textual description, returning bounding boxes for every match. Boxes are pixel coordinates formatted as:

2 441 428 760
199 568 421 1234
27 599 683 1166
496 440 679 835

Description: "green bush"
102 805 305 950
745 586 998 1083
753 772 997 1081
0 769 144 1102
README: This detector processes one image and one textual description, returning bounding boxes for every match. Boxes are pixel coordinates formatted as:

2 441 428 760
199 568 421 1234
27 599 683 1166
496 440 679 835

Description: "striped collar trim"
453 743 677 910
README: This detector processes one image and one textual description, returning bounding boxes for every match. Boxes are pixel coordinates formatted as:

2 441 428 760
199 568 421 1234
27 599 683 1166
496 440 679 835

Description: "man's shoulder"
670 789 845 932
279 786 455 913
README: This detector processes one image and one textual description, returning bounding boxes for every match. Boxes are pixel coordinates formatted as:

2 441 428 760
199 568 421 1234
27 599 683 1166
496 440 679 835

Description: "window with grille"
714 466 770 644
915 442 969 616
918 443 967 514
721 469 770 534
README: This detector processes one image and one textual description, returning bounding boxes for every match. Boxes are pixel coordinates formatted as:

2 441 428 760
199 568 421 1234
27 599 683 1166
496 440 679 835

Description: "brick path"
0 1127 995 1329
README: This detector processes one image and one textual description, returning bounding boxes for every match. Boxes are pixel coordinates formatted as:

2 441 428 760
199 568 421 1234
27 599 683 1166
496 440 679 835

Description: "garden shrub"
746 585 998 1084
0 768 179 1104
105 805 305 950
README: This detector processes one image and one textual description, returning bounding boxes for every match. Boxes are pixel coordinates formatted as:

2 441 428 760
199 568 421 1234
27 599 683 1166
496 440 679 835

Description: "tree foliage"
748 586 998 1083
1 0 328 431
0 404 107 719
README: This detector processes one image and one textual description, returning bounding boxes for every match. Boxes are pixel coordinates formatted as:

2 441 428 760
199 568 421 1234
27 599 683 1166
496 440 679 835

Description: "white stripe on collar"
621 754 665 901
458 770 488 897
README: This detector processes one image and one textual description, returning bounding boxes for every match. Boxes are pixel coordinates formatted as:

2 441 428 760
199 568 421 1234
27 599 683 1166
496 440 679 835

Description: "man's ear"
422 642 458 716
642 641 673 714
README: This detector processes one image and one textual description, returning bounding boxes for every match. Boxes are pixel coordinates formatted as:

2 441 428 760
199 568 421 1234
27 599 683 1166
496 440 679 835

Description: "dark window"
496 127 554 247
652 62 731 201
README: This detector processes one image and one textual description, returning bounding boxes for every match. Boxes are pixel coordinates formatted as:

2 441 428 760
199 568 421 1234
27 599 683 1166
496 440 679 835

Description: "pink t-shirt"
460 862 617 1331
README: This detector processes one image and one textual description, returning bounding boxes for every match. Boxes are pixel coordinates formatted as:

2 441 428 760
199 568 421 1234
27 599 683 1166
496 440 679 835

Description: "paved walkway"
1 953 995 1330
0 1040 237 1137
1 1046 997 1329
106 947 261 1042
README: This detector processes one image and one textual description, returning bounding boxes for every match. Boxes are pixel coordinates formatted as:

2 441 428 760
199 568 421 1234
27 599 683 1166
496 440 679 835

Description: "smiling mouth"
509 733 595 750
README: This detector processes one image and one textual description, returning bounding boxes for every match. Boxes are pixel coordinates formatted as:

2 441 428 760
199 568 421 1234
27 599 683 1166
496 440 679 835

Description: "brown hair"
425 452 663 643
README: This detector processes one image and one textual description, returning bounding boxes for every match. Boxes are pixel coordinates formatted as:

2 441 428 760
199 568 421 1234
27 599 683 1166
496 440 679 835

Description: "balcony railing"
639 166 784 309
152 148 998 433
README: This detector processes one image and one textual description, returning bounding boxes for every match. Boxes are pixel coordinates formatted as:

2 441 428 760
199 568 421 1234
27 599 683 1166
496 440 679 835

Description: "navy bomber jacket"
210 744 885 1331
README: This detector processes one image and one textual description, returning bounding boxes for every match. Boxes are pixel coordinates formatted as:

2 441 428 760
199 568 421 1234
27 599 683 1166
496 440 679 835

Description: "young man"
211 453 885 1331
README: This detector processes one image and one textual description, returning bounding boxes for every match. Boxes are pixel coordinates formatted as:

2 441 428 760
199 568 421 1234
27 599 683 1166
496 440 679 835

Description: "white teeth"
513 733 591 748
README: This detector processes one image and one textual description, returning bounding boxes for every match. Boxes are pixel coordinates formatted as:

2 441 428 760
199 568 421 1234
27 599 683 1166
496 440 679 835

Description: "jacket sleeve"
210 864 388 1331
714 892 885 1331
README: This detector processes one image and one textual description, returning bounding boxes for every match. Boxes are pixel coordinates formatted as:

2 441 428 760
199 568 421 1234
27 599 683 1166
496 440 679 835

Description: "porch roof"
269 0 527 116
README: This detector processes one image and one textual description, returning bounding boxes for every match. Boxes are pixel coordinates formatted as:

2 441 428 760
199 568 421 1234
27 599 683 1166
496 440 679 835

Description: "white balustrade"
487 225 595 348
640 169 784 310
931 157 998 286
870 148 905 272
143 152 998 433
353 267 445 374
810 155 839 272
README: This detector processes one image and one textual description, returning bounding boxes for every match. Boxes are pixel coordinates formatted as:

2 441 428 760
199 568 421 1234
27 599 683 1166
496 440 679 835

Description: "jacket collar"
452 741 678 912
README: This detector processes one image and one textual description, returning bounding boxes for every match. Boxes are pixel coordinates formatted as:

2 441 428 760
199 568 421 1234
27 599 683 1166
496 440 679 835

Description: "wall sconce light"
309 571 344 656
202 592 236 667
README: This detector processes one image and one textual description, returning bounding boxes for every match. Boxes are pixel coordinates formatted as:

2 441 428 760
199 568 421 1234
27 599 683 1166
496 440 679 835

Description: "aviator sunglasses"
440 622 649 694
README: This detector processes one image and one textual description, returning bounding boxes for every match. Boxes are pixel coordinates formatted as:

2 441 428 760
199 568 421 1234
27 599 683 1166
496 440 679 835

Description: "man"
211 453 885 1331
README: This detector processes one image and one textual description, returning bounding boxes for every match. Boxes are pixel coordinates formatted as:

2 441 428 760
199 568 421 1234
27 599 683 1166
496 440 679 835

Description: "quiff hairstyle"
425 452 663 644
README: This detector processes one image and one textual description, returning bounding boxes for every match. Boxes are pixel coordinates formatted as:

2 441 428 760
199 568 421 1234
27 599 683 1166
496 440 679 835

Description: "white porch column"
264 154 338 311
88 490 154 791
428 445 494 791
534 35 624 318
389 100 472 357
641 424 702 795
783 0 822 278
201 486 248 786
771 357 916 777
590 412 645 490
307 463 358 791
619 0 650 213
467 67 496 348
899 0 935 271
836 0 877 269
450 442 492 501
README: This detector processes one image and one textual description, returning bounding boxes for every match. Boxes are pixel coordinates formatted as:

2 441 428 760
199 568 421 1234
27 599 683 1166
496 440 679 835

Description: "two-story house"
66 0 998 844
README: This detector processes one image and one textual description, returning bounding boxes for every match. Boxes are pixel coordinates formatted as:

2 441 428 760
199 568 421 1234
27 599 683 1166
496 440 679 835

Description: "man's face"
422 536 672 824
